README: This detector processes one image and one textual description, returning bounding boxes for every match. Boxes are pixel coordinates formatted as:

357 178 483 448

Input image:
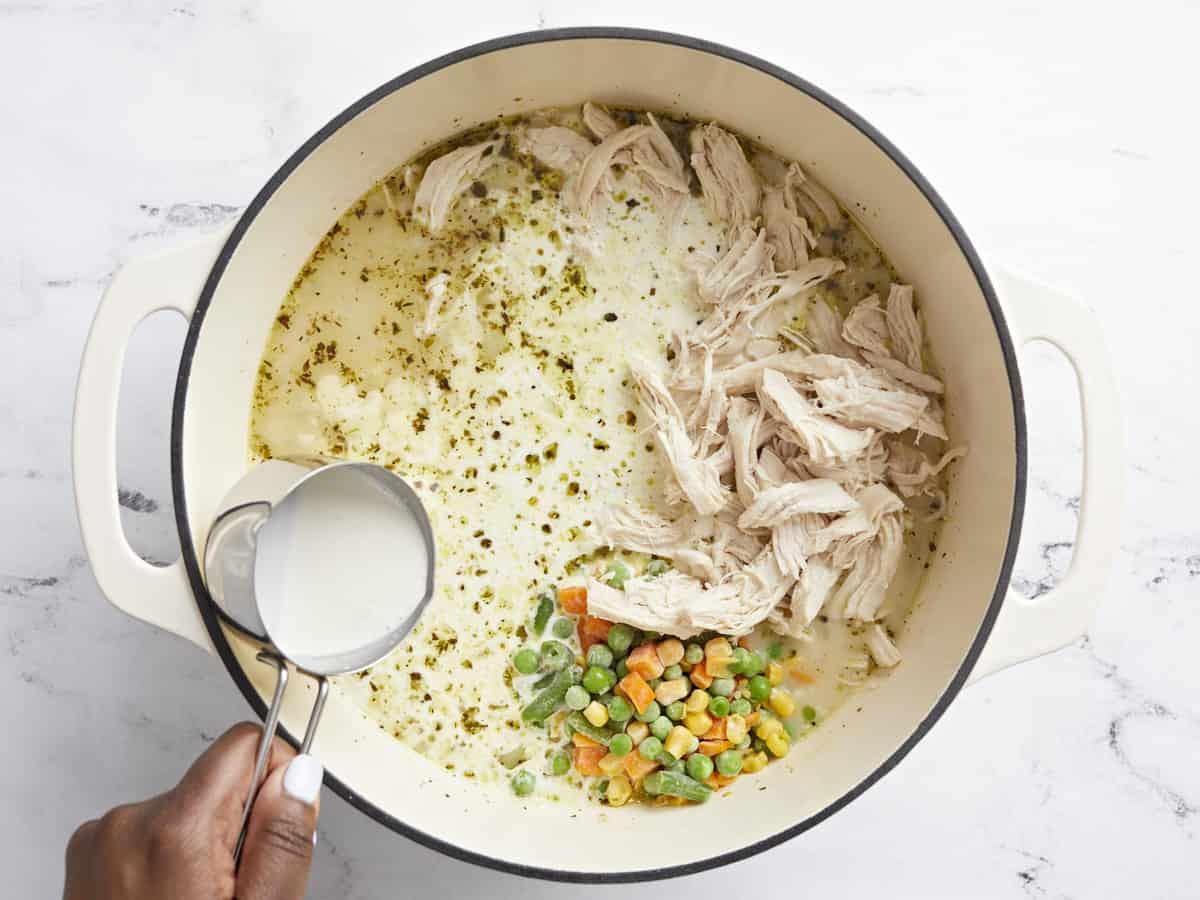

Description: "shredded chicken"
412 139 501 232
864 623 902 667
757 369 875 465
690 123 761 229
521 125 596 172
417 272 450 338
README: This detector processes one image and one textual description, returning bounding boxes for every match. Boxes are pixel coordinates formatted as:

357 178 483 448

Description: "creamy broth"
249 108 944 796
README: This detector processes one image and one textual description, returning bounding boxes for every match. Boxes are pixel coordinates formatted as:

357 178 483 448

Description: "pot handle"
73 227 234 655
969 268 1123 681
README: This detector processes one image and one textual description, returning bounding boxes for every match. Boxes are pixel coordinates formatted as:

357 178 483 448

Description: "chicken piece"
790 167 843 233
755 446 793 489
768 555 840 634
582 101 622 139
770 514 826 580
829 514 904 621
862 350 945 395
821 483 905 573
810 375 929 433
690 123 761 228
593 501 690 556
687 549 794 635
586 573 708 638
691 226 773 306
630 357 728 515
413 139 502 233
575 124 653 217
805 299 863 360
805 434 890 490
914 396 949 441
841 294 891 357
726 397 764 506
737 479 857 530
864 623 902 667
521 125 596 172
632 113 691 196
762 164 818 270
381 165 420 218
887 442 967 497
884 284 924 372
757 369 874 465
416 272 450 338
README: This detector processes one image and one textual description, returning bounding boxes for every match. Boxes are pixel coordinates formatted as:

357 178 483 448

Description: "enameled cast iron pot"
73 28 1123 882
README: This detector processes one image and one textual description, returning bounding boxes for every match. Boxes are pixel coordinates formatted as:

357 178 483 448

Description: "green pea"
582 666 615 695
540 640 572 671
635 700 661 723
513 648 540 675
665 757 685 774
662 664 683 681
607 696 634 723
605 560 631 589
593 777 610 797
767 641 784 661
729 646 751 674
615 658 630 678
730 698 753 717
586 644 614 669
734 735 751 750
551 618 574 639
650 716 673 741
645 558 668 577
748 674 772 703
802 705 817 722
666 701 686 721
606 623 636 655
570 665 584 685
709 677 735 698
708 695 730 717
511 770 536 796
783 720 797 739
715 749 743 777
550 751 571 776
532 593 554 636
638 736 663 760
686 753 714 781
565 685 590 711
742 651 765 677
608 733 633 757
684 643 704 665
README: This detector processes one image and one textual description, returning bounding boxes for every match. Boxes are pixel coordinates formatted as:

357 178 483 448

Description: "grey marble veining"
3 1 1197 897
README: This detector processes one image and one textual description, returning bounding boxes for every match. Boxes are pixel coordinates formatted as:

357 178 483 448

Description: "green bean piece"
643 630 660 641
532 671 556 690
686 753 714 781
709 677 735 698
729 646 751 675
638 736 663 761
748 674 772 703
635 699 661 723
708 695 730 717
566 711 612 746
607 696 634 723
565 685 590 711
666 701 686 721
715 749 743 776
513 648 540 675
606 623 636 655
511 770 536 796
608 733 633 757
645 558 668 577
605 560 631 589
642 770 712 803
521 667 573 723
684 643 704 665
582 666 616 695
551 617 574 639
540 640 573 671
730 698 753 717
649 716 673 741
802 704 818 722
550 751 571 776
532 593 554 635
586 643 614 669
662 664 683 681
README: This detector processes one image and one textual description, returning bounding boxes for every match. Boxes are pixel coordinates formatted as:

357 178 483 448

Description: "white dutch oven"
73 29 1122 882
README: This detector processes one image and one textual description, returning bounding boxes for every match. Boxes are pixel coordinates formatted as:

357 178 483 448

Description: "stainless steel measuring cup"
203 459 435 861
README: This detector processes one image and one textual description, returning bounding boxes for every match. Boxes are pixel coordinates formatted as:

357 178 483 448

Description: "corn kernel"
686 733 700 755
725 714 748 744
655 638 684 667
755 717 785 740
654 677 690 706
742 750 769 773
766 661 784 686
626 721 650 744
664 725 693 759
684 711 714 736
598 753 625 776
705 656 732 677
766 735 790 758
704 637 733 660
768 688 796 718
684 689 710 713
583 701 609 727
606 774 633 807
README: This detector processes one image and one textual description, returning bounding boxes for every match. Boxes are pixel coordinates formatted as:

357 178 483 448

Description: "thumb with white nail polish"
237 754 322 900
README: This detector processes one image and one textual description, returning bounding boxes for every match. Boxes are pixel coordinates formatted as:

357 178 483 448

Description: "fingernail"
283 754 323 806
313 830 319 847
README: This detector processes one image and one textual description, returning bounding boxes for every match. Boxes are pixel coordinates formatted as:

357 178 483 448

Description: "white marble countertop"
4 1 1197 896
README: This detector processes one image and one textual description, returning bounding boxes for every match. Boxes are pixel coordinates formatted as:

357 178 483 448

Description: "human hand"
64 722 323 900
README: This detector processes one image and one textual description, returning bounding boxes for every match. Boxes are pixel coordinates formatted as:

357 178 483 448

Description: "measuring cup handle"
233 652 290 866
299 676 331 756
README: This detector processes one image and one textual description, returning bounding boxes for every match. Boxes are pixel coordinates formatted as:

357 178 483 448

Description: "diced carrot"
559 586 588 615
737 637 753 650
744 711 761 727
627 643 665 680
577 615 612 652
704 773 737 790
700 718 727 741
698 739 732 756
790 669 815 684
689 664 713 689
617 672 656 715
622 752 660 782
572 732 603 749
574 745 607 776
